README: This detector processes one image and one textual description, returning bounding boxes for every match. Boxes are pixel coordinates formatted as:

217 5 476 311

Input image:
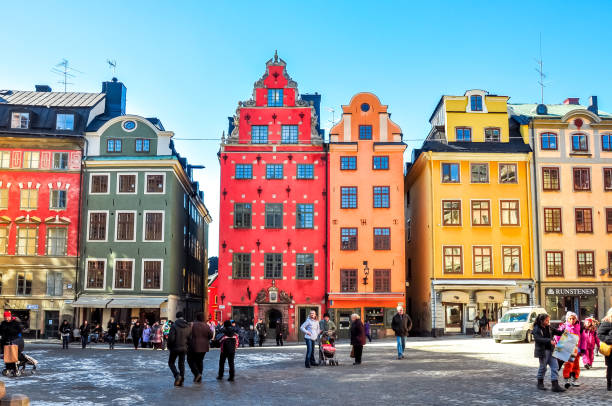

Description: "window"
607 208 612 233
266 164 283 179
0 226 8 255
340 156 356 170
265 203 282 229
510 293 530 307
604 168 612 191
455 127 472 142
442 200 461 226
340 269 357 292
251 125 268 144
340 228 357 250
571 134 588 152
0 151 10 168
499 164 517 183
500 200 519 225
609 252 612 276
577 251 594 277
0 189 8 210
86 260 105 289
473 246 492 273
575 208 593 233
484 128 500 142
116 212 135 241
146 174 164 193
46 227 67 256
20 189 38 210
573 168 591 190
135 139 150 152
107 139 122 153
11 112 29 129
603 134 612 151
91 174 109 194
341 187 357 209
502 246 521 273
16 225 37 255
232 253 251 279
52 152 69 169
16 272 32 295
374 269 390 292
442 163 460 183
542 167 560 191
470 95 483 111
46 271 63 296
22 151 39 169
114 260 133 289
470 163 488 183
543 208 562 232
268 89 283 107
281 125 298 144
56 114 74 130
359 125 372 140
264 253 282 279
540 132 558 150
234 203 252 229
296 254 314 279
118 174 136 193
88 212 107 241
297 164 314 179
373 156 389 170
235 164 253 179
144 212 163 241
545 251 563 277
296 204 314 228
373 186 390 208
143 260 162 289
373 227 391 250
471 200 490 226
443 246 462 274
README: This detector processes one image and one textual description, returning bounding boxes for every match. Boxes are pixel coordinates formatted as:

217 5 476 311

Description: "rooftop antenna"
51 59 82 92
326 107 336 128
535 33 546 105
107 59 117 78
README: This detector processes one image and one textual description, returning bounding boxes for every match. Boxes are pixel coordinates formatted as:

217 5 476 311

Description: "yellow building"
406 90 534 335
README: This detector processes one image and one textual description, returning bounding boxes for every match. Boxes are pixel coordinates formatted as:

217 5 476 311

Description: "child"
533 313 564 392
581 318 600 369
217 320 239 381
557 311 585 388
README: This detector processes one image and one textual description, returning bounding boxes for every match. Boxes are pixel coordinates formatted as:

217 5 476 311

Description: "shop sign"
219 305 225 309
26 304 39 310
546 288 597 296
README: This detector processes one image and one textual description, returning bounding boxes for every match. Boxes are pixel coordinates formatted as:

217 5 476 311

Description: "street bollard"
0 393 30 406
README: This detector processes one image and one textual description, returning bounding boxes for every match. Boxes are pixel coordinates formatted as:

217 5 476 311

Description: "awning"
476 290 505 303
107 297 167 309
72 296 112 308
440 290 469 304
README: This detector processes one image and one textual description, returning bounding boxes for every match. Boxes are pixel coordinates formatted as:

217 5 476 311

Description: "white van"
491 306 548 343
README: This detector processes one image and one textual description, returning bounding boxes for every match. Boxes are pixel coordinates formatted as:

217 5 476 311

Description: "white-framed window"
56 114 74 131
11 112 29 129
115 210 136 242
117 173 137 194
142 259 163 290
20 189 38 210
22 151 40 169
89 173 110 194
143 210 164 242
46 271 63 296
0 151 11 168
0 188 9 210
16 225 38 256
113 258 135 290
49 190 67 210
52 152 69 169
145 172 165 194
87 210 109 242
16 271 32 295
46 226 67 256
85 259 106 290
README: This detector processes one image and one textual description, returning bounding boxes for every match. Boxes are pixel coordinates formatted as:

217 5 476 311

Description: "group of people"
254 318 285 347
129 320 167 350
533 307 612 392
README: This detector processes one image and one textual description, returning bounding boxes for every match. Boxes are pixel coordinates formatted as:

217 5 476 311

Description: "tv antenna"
326 107 336 128
51 59 82 92
107 59 117 77
535 33 547 105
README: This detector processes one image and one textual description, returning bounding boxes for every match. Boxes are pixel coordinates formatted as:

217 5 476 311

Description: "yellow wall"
445 96 513 142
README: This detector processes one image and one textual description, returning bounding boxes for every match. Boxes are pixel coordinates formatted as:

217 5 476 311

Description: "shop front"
541 284 612 322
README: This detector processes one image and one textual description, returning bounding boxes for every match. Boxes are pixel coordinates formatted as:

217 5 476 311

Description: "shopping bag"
600 342 612 357
552 331 579 362
3 344 18 363
349 345 355 358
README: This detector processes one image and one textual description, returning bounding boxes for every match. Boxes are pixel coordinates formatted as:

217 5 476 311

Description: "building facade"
406 90 534 336
328 93 406 338
511 97 612 322
216 54 326 340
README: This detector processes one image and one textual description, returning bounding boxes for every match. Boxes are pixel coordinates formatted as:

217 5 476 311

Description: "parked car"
491 306 547 343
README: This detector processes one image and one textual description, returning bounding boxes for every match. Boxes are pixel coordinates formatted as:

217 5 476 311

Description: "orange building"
327 93 406 338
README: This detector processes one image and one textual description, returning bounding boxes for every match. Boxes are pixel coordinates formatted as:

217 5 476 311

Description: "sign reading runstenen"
546 288 597 296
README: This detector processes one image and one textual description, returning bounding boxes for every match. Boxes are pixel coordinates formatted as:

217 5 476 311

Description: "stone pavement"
3 337 610 405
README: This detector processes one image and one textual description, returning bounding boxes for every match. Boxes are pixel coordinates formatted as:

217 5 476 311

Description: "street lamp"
362 260 369 286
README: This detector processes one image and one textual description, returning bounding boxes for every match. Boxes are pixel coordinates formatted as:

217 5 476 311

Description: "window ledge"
569 152 592 157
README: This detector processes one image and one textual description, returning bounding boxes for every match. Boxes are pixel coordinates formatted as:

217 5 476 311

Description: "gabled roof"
0 90 105 108
509 103 612 119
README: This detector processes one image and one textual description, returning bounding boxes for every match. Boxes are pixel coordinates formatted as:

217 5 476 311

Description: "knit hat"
3 311 10 320
223 320 231 328
565 311 578 321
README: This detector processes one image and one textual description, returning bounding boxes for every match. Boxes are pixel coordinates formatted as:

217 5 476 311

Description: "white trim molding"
141 258 164 291
112 258 136 291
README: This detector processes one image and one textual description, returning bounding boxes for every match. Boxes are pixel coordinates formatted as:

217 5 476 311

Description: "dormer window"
268 89 283 107
470 95 483 112
56 114 74 131
11 112 29 129
135 139 150 152
485 128 500 142
107 139 122 153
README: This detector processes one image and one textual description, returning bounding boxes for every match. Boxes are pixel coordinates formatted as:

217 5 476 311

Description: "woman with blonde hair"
597 307 612 391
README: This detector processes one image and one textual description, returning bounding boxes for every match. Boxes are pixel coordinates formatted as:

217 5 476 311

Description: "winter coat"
300 318 320 341
220 332 239 355
255 322 267 337
167 318 191 352
275 323 284 338
391 313 413 337
131 325 142 341
59 323 71 336
189 321 213 353
533 324 562 358
319 319 337 334
364 321 371 336
581 328 600 351
555 321 585 351
0 320 23 346
598 321 612 346
79 324 91 336
107 321 119 336
350 319 366 346
151 325 163 343
142 327 151 342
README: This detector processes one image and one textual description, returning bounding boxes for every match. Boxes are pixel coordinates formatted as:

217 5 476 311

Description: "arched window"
470 95 483 111
510 292 529 307
571 133 588 152
540 132 558 150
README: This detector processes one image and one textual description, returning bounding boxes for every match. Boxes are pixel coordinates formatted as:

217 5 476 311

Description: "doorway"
267 308 283 330
44 311 60 339
444 304 463 333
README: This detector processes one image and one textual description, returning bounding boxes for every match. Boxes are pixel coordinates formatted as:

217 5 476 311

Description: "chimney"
227 116 235 136
563 97 580 105
587 96 598 115
101 77 127 117
35 85 52 92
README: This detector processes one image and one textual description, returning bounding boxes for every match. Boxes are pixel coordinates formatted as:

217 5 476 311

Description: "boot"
551 380 566 392
564 377 571 389
537 379 546 390
570 376 580 387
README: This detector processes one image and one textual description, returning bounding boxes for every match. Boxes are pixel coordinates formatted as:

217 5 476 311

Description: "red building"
216 53 327 340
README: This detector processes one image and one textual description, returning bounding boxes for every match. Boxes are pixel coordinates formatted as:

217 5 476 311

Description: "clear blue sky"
2 1 612 257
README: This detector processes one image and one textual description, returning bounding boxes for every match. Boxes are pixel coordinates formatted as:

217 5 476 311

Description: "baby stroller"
318 331 338 366
2 352 38 377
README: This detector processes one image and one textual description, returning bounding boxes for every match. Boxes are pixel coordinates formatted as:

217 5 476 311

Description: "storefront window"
478 303 500 322
365 307 384 326
510 293 529 307
545 292 598 321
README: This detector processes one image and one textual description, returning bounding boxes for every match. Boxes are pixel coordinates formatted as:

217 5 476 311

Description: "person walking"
0 311 24 374
151 322 163 350
597 307 612 391
107 317 119 350
255 319 267 347
217 320 239 381
79 320 91 349
479 311 489 337
350 314 366 365
582 317 600 369
391 306 412 359
364 319 372 343
300 310 321 368
557 311 585 388
188 312 213 383
167 311 191 387
92 323 102 344
142 323 151 349
59 320 71 349
275 320 284 346
533 313 565 392
162 320 171 350
131 321 142 350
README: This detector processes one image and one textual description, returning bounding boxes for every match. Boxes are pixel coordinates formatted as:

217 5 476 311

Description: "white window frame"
0 151 11 168
86 210 109 242
11 112 30 129
142 210 165 242
56 113 75 131
89 173 110 195
52 152 69 169
501 245 522 274
114 210 137 242
116 172 138 195
49 189 67 210
141 258 164 291
144 172 166 194
85 258 107 291
112 258 135 291
22 151 40 169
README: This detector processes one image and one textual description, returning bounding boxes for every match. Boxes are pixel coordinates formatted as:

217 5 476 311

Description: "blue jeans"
537 350 559 381
305 339 316 367
396 336 406 357
62 335 70 349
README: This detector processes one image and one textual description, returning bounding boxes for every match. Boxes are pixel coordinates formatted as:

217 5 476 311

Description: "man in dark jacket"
597 309 612 391
187 312 213 383
167 311 192 387
130 321 142 350
79 320 91 349
391 306 412 360
217 320 238 381
275 320 284 346
59 320 72 349
0 311 23 373
107 317 119 350
255 319 267 347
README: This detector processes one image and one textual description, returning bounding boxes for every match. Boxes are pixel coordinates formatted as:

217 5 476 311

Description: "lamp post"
362 260 369 286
